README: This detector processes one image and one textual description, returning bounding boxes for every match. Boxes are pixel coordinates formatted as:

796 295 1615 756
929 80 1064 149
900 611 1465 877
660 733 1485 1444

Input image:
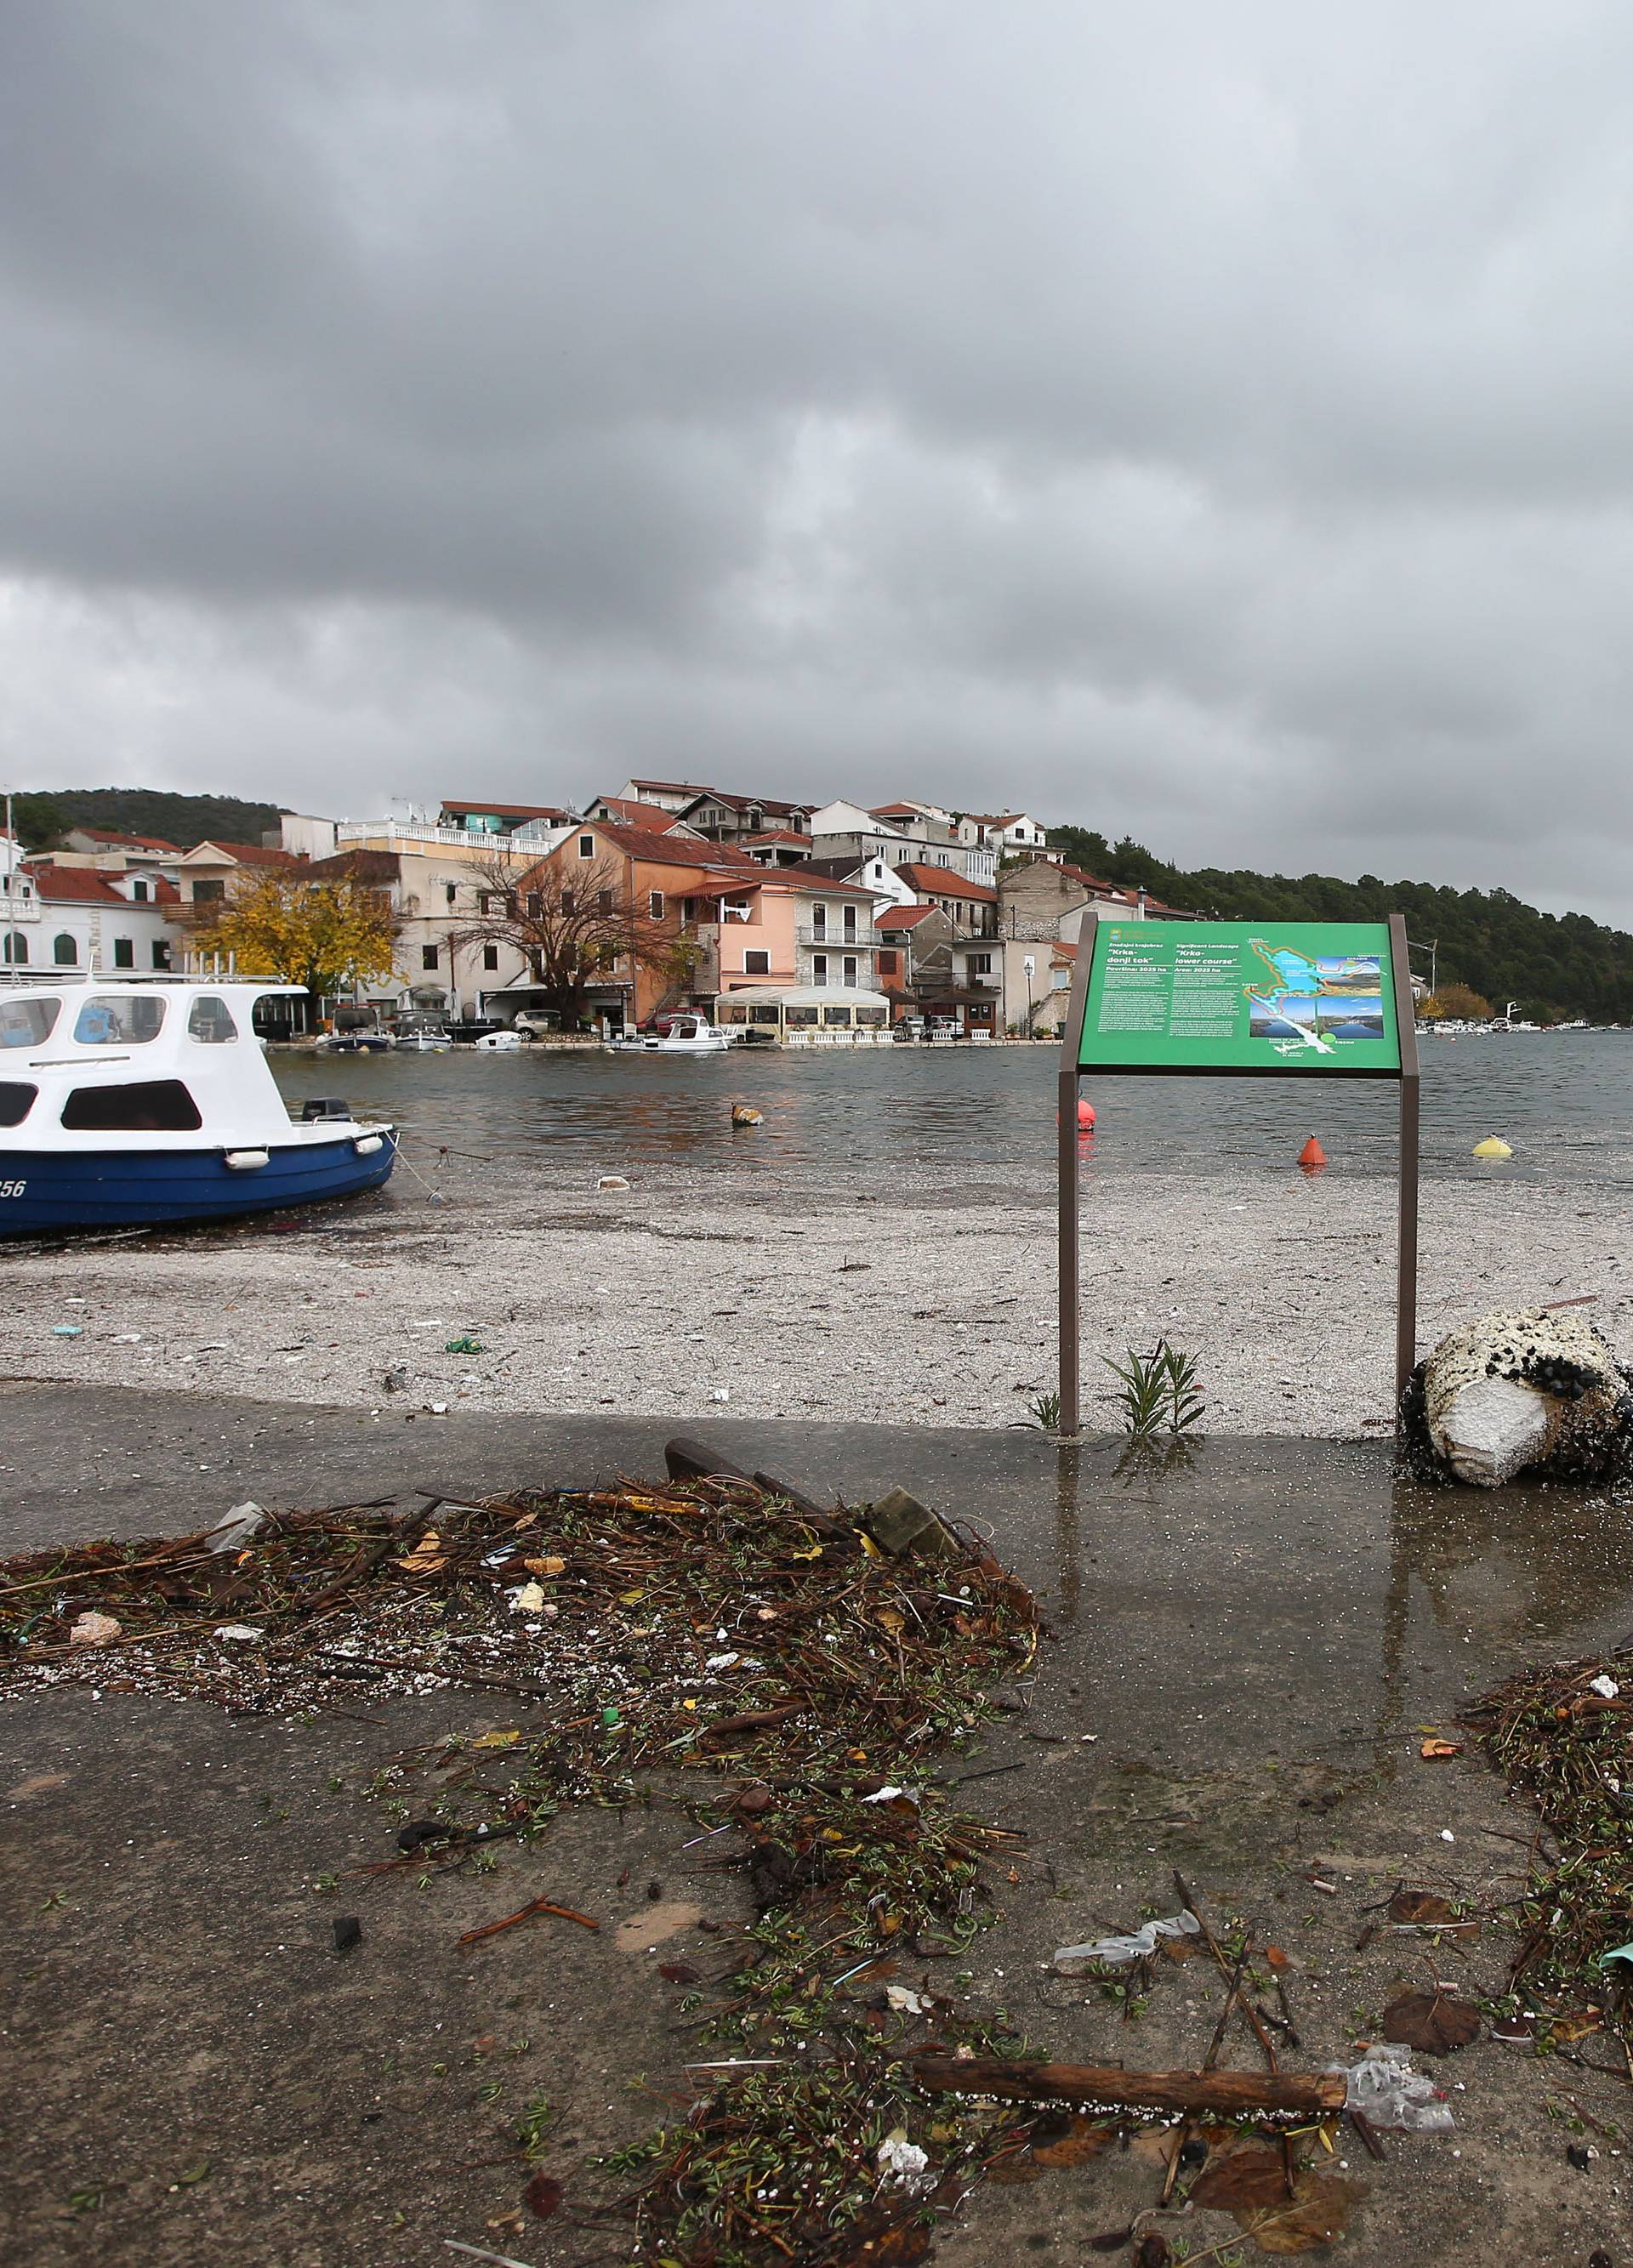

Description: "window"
811 953 828 986
152 941 171 969
843 956 858 986
578 834 595 859
784 1004 818 1026
822 1005 852 1026
131 879 149 902
811 903 828 934
112 939 134 969
748 1004 780 1026
3 931 27 965
73 996 165 1045
597 889 614 914
856 1007 888 1026
968 953 992 975
446 883 457 905
0 1081 36 1124
483 944 499 970
0 998 59 1048
526 891 542 918
54 934 77 966
744 949 771 975
682 897 698 922
422 944 439 970
61 1079 201 1131
191 878 225 902
186 996 237 1044
648 890 665 920
877 950 898 977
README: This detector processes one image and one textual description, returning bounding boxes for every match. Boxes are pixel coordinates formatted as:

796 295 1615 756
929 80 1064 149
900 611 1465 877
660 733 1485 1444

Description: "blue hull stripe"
0 1134 397 1235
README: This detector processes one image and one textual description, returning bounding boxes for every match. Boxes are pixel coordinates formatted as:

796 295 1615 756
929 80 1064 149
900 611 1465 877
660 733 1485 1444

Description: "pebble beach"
4 1149 1627 1437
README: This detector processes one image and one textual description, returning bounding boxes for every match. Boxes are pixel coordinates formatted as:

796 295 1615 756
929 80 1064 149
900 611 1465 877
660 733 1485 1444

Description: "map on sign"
1078 919 1402 1075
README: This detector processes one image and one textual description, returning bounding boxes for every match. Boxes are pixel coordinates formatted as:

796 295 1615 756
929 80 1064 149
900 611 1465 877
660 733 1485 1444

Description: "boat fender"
353 1134 385 1156
224 1149 271 1171
1472 1134 1513 1159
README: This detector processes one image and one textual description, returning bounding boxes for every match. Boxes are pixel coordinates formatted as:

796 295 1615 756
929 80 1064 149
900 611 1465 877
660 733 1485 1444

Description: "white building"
5 861 183 975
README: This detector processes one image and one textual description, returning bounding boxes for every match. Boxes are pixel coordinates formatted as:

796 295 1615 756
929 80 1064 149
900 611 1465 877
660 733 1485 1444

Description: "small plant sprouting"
1025 1389 1062 1434
1101 1340 1205 1439
515 2092 556 2163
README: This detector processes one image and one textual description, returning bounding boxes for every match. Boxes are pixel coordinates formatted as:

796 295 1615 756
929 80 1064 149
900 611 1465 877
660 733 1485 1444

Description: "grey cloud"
3 1 1633 918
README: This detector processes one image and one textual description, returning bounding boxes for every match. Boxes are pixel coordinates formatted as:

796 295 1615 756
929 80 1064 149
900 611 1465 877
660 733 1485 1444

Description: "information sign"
1080 920 1400 1077
1058 909 1420 1436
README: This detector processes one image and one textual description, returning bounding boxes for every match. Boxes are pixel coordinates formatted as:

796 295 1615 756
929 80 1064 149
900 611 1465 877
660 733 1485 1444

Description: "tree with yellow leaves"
194 868 400 1014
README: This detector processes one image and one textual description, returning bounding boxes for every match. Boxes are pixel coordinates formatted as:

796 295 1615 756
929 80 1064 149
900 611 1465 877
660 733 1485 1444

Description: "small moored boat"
0 978 397 1236
608 1013 734 1056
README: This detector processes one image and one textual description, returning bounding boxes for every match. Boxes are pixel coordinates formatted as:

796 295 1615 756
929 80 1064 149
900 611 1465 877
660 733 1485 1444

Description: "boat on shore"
0 977 396 1236
607 1013 735 1056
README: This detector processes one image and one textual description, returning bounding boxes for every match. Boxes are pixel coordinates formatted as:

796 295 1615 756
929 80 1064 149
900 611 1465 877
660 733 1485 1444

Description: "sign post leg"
1058 1054 1080 1436
1395 1071 1420 1415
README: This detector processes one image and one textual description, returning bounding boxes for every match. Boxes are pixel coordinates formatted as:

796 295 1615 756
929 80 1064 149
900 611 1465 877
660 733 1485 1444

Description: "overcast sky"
3 3 1632 918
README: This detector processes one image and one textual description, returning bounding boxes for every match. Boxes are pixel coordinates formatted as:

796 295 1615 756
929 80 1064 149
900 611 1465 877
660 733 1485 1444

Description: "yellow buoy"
731 1104 764 1128
1472 1134 1513 1159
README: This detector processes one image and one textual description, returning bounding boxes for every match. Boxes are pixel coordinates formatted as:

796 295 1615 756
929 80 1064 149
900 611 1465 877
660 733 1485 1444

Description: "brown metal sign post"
1058 909 1420 1438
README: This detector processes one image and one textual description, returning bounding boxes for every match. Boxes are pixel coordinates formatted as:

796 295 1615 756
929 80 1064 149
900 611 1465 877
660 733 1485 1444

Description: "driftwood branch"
910 2057 1346 2118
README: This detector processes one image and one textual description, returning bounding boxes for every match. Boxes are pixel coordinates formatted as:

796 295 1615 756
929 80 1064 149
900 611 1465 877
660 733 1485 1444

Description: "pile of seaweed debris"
1465 1649 1633 2046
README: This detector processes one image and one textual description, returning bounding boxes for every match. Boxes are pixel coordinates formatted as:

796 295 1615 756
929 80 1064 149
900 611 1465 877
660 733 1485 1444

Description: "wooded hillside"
13 787 286 852
1046 824 1633 1025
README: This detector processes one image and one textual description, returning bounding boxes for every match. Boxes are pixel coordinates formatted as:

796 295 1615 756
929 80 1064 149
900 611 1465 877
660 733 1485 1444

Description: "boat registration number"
0 1181 26 1197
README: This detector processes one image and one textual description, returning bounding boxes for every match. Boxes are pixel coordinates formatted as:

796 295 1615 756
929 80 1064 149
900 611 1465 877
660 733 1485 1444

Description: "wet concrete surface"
3 1384 1631 2265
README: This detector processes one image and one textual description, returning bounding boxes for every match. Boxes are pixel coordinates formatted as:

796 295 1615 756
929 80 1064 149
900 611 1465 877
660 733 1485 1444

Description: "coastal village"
0 785 1195 1041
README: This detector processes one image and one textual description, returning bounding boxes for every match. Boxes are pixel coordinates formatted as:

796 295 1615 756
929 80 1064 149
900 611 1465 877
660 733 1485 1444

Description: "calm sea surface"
271 1030 1633 1185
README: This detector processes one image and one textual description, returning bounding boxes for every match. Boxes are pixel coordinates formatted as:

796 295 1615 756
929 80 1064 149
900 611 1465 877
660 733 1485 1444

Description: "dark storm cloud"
3 1 1633 915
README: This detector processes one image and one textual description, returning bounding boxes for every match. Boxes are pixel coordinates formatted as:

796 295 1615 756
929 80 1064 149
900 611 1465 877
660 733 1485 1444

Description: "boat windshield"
186 995 238 1044
73 996 167 1046
0 998 61 1049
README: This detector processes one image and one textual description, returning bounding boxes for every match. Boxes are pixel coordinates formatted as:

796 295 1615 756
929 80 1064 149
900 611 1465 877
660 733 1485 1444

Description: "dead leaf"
1190 2146 1289 2211
1133 2237 1171 2268
471 1730 522 1749
1234 2169 1361 2254
1387 1890 1455 1926
876 1606 906 1634
525 1555 566 1577
1266 1945 1290 1970
1420 1738 1463 1759
398 1531 446 1574
657 1961 701 1985
1549 2009 1603 2043
523 2172 563 2219
1028 2115 1114 2169
1382 1988 1480 2055
986 2158 1044 2185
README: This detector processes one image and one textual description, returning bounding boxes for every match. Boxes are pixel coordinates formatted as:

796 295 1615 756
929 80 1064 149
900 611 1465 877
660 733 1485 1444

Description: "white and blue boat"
0 977 397 1236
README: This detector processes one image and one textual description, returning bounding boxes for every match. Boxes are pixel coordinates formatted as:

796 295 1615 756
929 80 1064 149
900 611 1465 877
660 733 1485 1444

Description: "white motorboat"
395 1027 452 1052
608 1013 734 1055
0 976 396 1235
473 1028 522 1051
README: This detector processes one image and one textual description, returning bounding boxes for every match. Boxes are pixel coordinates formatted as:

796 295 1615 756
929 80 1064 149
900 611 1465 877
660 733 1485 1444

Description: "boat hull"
0 1132 397 1236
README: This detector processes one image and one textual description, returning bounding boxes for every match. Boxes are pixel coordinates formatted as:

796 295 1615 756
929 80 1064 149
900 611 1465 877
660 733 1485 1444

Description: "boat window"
60 1079 202 1132
186 995 238 1044
0 1082 37 1125
72 996 167 1046
0 998 61 1049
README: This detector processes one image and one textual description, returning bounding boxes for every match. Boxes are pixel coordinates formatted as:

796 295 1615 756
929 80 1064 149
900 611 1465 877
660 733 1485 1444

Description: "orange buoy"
1299 1134 1327 1173
1077 1099 1096 1129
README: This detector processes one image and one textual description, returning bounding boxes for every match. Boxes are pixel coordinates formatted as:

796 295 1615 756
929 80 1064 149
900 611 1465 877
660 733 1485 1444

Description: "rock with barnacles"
1405 1307 1633 1486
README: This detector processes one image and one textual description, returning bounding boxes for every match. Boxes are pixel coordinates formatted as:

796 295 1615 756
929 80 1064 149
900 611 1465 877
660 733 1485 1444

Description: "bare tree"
447 851 697 1027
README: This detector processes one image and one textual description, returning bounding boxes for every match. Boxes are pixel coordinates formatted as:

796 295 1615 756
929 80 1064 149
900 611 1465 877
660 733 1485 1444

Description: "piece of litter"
512 1582 546 1613
1340 2045 1454 2134
862 1784 920 1807
709 1386 731 1402
1590 1674 1620 1700
1441 1830 1455 1843
205 1502 267 1554
885 1984 934 2015
1055 1910 1201 1970
875 2134 933 2193
213 1624 265 1642
68 1611 122 1647
1599 1940 1633 1970
51 1325 83 1339
704 1651 741 1672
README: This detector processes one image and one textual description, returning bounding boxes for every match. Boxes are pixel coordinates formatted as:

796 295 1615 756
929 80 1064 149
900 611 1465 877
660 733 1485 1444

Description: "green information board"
1079 919 1402 1076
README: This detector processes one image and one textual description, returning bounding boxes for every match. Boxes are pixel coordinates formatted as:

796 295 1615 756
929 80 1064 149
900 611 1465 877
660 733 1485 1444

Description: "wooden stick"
911 2059 1345 2117
458 1896 600 1944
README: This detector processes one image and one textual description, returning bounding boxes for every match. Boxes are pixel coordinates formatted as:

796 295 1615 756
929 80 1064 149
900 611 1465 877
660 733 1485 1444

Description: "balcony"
798 924 880 948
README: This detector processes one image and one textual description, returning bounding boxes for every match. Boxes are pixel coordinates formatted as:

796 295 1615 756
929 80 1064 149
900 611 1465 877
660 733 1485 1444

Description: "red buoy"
1299 1134 1327 1173
1078 1099 1096 1129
